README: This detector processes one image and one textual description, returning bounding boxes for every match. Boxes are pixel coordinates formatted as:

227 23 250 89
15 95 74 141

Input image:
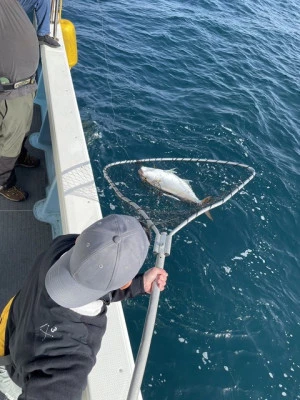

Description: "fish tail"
199 196 213 221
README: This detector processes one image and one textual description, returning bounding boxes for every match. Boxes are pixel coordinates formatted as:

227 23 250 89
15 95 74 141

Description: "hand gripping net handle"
103 157 255 400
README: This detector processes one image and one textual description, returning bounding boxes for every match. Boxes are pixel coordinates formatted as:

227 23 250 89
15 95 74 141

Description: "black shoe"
38 35 60 48
16 153 40 168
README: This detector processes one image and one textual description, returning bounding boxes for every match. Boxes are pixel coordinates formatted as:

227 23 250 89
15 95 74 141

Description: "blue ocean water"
66 0 300 398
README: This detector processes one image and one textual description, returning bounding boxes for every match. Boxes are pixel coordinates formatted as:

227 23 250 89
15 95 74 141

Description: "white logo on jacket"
39 323 57 341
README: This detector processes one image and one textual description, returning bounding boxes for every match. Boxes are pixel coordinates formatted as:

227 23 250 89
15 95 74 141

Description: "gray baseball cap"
45 214 149 308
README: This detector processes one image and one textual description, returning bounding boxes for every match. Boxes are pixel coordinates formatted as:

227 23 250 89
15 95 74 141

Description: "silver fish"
138 166 213 220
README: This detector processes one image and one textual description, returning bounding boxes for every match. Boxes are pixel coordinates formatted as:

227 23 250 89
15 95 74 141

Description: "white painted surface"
41 23 142 400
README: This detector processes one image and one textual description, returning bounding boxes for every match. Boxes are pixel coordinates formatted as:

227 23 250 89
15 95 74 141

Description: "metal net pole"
127 250 166 400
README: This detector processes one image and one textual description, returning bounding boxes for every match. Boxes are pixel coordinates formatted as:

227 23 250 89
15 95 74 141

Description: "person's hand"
143 267 168 294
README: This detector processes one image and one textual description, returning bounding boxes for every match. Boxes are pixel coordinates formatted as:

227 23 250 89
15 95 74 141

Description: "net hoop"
103 157 255 236
103 157 255 400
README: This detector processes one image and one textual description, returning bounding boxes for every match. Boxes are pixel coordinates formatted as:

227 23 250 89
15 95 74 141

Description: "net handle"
126 250 166 400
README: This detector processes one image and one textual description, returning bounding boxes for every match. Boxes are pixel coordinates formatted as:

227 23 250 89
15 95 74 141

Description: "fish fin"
200 196 214 221
166 168 177 174
152 179 162 188
183 178 193 185
163 193 181 201
205 211 213 221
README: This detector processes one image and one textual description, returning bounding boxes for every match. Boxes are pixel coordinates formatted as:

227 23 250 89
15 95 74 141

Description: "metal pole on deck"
53 0 59 39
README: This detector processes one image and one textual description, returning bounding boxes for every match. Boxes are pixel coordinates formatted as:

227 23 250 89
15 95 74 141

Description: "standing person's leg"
35 0 60 48
18 0 36 14
18 0 60 48
16 137 40 168
34 0 50 36
0 92 35 202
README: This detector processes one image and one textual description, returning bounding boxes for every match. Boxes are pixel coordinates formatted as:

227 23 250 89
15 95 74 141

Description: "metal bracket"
153 232 172 256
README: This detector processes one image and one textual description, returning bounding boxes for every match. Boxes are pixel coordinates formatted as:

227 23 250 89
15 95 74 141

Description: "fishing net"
103 157 255 236
103 157 255 400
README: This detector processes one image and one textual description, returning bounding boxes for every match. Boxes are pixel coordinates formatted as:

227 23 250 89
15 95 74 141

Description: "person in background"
0 214 168 400
0 0 40 202
18 0 60 48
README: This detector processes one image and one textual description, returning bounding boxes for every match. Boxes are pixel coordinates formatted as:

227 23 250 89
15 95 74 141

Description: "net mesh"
103 158 255 233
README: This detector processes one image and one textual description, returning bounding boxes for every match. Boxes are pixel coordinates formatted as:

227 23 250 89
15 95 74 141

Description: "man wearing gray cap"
0 214 168 400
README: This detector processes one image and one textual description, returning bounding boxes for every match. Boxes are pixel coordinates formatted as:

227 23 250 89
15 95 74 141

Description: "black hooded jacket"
5 235 146 400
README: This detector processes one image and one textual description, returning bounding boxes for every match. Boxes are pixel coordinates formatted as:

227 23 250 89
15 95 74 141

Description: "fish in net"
104 157 255 234
103 157 255 400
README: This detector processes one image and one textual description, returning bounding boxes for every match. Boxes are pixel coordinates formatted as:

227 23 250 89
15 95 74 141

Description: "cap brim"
45 248 107 308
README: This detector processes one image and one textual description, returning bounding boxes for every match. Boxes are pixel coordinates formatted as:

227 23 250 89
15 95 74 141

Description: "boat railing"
29 20 143 400
50 0 62 40
31 29 101 236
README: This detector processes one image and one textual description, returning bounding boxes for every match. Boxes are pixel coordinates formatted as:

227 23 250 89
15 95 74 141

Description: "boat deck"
0 105 52 312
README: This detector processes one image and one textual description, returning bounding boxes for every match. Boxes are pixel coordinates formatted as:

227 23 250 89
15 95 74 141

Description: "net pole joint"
153 232 171 258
